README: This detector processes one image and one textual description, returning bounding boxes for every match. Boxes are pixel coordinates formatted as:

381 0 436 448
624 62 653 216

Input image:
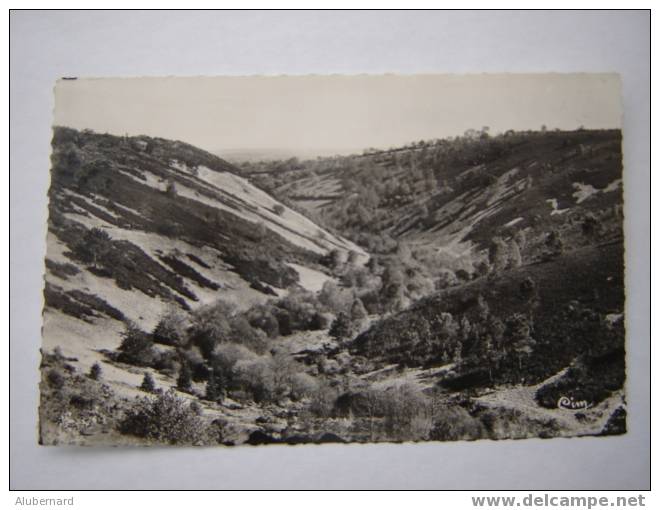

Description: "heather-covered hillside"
40 127 626 446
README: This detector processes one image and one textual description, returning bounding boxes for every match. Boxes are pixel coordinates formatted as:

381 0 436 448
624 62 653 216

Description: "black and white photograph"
38 73 628 447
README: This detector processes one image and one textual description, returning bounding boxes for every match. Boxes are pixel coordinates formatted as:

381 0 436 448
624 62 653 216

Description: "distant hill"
216 147 362 163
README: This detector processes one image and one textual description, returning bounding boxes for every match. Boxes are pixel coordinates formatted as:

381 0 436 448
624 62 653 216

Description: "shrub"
188 300 235 358
119 389 210 445
140 372 156 393
308 380 340 417
117 322 155 367
46 369 65 390
246 304 280 337
545 229 565 257
152 350 178 375
152 306 188 346
165 180 177 197
232 357 275 403
88 362 102 381
289 372 319 401
430 404 486 441
318 281 352 314
381 384 433 441
274 289 322 333
229 316 268 354
519 277 537 301
273 204 285 216
76 227 112 269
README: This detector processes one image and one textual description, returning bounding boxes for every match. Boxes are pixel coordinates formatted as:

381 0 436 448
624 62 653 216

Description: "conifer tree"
140 372 156 393
205 369 225 402
329 312 352 341
177 361 193 393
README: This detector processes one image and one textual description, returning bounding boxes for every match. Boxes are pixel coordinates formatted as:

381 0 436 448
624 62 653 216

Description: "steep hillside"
242 129 623 265
41 128 366 414
45 128 365 323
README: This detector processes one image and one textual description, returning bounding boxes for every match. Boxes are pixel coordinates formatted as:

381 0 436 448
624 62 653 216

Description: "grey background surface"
9 10 650 490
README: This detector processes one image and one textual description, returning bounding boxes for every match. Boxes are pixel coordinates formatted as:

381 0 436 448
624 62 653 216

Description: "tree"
347 250 360 266
188 300 236 358
546 229 564 257
505 313 535 374
117 322 155 366
80 227 112 269
452 340 463 364
514 229 527 250
254 222 268 241
488 236 509 273
509 239 522 268
329 312 352 341
88 362 102 380
246 304 280 338
520 277 537 302
205 369 225 402
350 298 368 327
177 361 193 393
152 306 187 346
325 249 344 271
478 334 497 381
140 372 156 393
487 316 506 352
318 280 350 314
165 179 177 197
582 212 601 238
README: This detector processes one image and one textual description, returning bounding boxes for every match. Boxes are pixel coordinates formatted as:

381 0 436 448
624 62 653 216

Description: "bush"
308 381 340 417
318 281 352 314
229 316 268 354
119 390 210 445
273 204 285 216
232 357 275 403
152 306 188 346
88 362 102 380
188 301 235 358
117 322 155 366
140 372 156 393
246 305 280 338
381 384 433 441
289 372 320 401
274 289 323 333
46 369 65 389
190 300 267 356
430 404 486 441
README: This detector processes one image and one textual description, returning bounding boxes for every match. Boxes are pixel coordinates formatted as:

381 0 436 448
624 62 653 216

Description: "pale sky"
53 74 622 157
